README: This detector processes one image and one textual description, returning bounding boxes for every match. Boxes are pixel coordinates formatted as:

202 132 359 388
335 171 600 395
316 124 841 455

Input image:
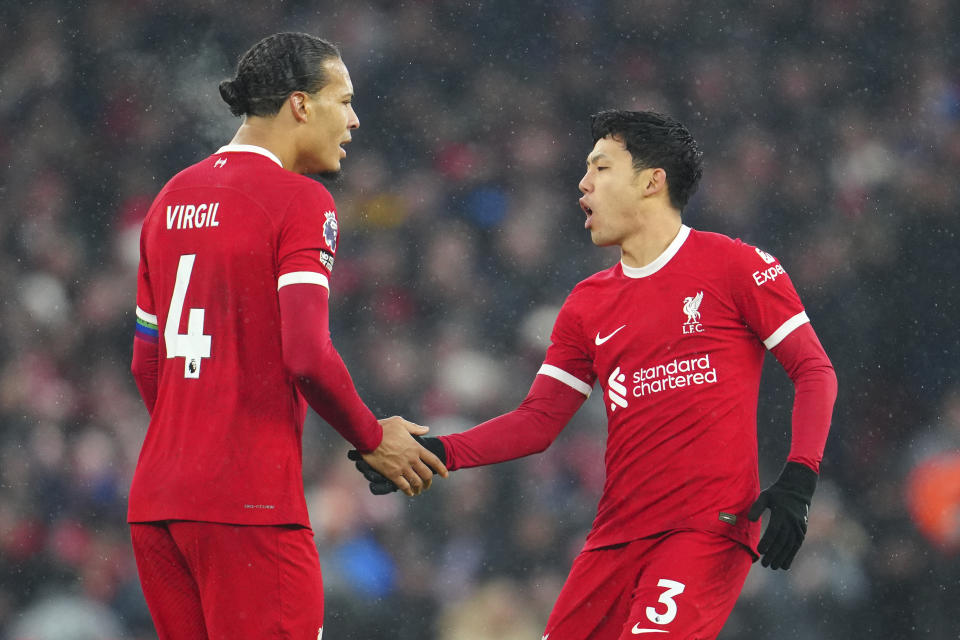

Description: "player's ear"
644 168 667 197
288 91 310 123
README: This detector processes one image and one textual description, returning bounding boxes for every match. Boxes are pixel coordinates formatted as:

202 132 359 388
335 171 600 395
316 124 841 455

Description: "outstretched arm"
439 374 587 470
351 289 593 492
280 280 383 451
280 279 446 495
350 373 587 494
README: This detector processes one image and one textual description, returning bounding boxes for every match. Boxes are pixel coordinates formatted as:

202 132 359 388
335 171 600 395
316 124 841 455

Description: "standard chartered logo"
605 354 719 411
607 366 628 411
633 354 717 396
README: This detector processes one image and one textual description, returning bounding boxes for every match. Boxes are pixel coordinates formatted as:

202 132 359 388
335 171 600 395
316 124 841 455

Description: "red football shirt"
128 145 351 527
533 225 809 552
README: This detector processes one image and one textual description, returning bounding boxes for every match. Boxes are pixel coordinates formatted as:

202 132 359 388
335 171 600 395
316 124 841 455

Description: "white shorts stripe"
537 364 593 397
763 311 810 350
278 271 330 291
136 306 158 325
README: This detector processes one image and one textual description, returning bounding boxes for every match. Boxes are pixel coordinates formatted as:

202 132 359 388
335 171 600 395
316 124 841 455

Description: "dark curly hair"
218 33 341 117
590 110 703 211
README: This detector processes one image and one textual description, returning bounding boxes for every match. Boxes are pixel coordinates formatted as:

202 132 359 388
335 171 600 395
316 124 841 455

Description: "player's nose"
578 172 591 194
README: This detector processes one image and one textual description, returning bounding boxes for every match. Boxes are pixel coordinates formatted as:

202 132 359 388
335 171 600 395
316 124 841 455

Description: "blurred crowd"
1 1 958 638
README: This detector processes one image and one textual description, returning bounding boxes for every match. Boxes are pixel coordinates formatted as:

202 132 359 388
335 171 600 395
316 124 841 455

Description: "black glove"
747 461 818 570
347 435 447 495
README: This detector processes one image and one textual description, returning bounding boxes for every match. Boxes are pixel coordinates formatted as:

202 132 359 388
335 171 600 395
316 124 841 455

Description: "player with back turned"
353 110 838 639
128 33 446 640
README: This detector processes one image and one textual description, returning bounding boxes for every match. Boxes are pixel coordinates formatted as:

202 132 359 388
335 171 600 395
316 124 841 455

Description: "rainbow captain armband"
135 306 159 343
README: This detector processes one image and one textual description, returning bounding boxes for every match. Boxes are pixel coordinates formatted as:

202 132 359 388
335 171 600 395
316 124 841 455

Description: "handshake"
350 416 448 496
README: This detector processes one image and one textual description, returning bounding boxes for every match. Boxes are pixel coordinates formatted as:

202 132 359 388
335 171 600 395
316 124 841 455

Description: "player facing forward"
128 33 446 640
353 110 837 639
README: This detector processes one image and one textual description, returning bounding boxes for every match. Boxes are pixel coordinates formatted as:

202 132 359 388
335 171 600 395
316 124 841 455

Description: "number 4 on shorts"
165 254 212 379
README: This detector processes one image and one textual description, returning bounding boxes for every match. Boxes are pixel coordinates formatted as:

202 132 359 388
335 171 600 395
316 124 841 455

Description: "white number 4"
645 579 686 626
165 254 211 378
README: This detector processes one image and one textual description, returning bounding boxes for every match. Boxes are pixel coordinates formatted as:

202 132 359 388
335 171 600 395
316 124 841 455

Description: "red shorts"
543 530 752 640
130 521 323 640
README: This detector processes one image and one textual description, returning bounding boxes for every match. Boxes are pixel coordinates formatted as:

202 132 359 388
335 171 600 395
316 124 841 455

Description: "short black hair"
590 110 703 211
219 33 341 117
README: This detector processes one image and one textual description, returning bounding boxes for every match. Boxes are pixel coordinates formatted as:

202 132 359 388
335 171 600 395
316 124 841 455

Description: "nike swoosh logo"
595 324 627 345
631 627 668 635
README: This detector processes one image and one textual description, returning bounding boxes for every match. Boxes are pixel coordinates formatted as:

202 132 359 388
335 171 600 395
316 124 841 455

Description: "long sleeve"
439 374 587 470
770 322 838 472
279 282 383 453
131 336 159 413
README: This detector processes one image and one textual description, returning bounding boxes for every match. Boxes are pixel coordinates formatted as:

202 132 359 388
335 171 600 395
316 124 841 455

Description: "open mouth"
579 198 594 229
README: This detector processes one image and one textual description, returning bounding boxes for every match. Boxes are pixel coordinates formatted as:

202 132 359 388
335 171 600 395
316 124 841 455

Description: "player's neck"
227 119 295 170
619 213 683 268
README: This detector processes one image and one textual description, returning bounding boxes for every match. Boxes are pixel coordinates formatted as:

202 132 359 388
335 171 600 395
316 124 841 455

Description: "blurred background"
1 0 958 638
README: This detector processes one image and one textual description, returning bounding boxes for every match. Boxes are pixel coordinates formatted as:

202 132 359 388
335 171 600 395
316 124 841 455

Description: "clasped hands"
350 416 448 497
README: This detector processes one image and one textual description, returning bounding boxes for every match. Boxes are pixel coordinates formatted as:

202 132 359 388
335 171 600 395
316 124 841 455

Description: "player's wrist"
776 461 817 502
413 435 446 465
354 414 384 454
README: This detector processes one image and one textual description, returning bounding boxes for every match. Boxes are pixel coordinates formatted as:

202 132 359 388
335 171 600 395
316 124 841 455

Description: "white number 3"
646 579 686 626
164 254 212 378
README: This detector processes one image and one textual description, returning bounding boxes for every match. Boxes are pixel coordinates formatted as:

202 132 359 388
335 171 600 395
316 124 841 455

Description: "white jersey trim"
216 144 283 168
763 311 810 350
278 271 330 291
538 364 592 397
620 225 691 279
136 306 158 325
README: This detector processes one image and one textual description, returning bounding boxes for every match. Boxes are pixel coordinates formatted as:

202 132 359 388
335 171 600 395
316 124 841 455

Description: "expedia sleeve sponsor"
748 245 787 287
730 239 807 349
752 263 786 286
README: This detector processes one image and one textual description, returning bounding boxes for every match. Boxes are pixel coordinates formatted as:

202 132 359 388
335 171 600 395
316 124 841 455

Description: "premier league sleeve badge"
322 210 338 253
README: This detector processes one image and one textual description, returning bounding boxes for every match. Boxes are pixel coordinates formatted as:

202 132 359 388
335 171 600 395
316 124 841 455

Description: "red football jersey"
129 145 343 527
538 225 809 553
